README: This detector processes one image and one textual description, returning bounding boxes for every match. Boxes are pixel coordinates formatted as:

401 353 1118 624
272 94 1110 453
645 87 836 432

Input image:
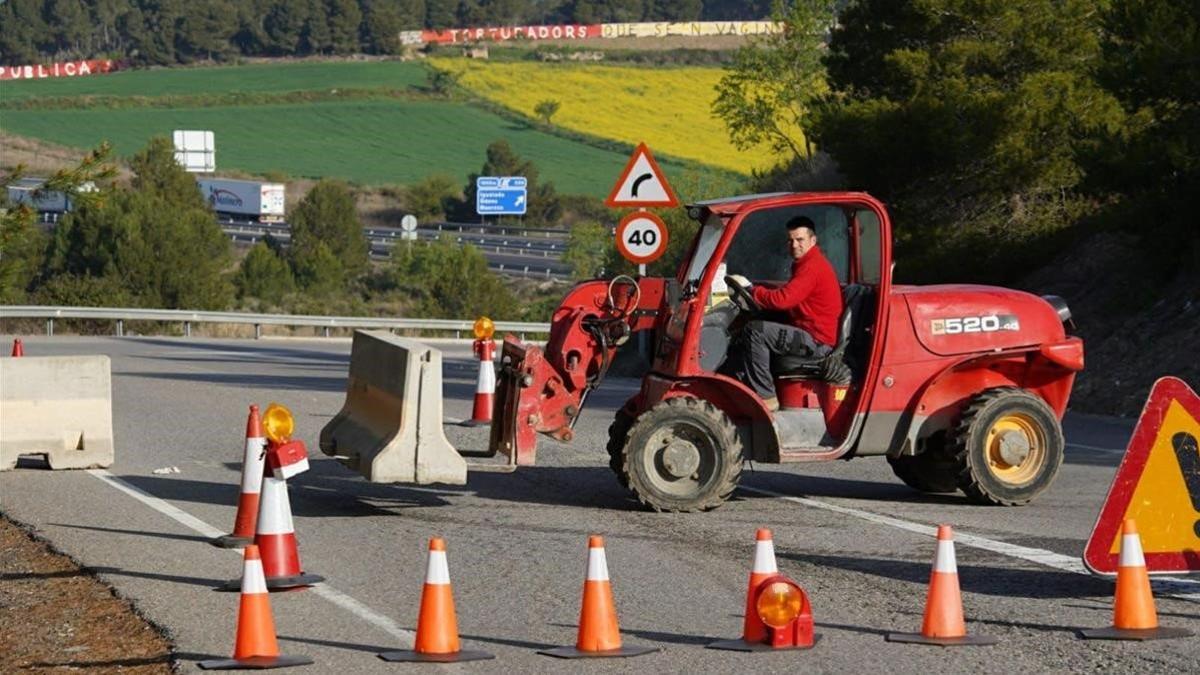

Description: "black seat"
772 284 868 385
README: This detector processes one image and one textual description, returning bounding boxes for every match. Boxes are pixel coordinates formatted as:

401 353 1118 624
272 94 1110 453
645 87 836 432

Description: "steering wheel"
725 275 760 313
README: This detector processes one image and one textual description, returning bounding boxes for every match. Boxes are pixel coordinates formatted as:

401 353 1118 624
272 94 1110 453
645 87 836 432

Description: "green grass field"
0 59 741 197
0 60 430 101
0 99 703 195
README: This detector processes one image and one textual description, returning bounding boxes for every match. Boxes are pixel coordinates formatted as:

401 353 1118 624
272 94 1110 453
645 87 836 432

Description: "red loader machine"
323 192 1084 512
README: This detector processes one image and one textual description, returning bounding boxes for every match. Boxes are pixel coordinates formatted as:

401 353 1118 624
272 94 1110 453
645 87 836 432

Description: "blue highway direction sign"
476 176 528 215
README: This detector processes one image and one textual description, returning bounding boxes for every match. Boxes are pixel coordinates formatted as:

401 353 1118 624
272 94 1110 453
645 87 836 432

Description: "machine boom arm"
488 277 663 465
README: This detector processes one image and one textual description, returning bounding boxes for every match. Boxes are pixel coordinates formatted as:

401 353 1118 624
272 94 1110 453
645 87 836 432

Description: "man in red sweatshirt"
726 216 843 411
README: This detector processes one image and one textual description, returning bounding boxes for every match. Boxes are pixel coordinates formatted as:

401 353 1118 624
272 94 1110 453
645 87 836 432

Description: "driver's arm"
753 271 815 311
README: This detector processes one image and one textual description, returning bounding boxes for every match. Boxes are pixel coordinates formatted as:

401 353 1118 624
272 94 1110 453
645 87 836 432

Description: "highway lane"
223 228 573 279
1 337 1197 673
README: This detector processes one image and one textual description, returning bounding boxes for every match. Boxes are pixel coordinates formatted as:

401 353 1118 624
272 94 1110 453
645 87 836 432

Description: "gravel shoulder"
0 513 174 673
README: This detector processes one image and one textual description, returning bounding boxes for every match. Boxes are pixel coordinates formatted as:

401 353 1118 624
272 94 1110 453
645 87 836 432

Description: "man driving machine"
725 216 843 411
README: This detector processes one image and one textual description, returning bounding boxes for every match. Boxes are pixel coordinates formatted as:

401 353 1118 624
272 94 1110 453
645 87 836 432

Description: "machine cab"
652 192 893 460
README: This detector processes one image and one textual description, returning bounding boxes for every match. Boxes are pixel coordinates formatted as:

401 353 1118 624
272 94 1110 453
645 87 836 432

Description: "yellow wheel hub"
985 413 1045 485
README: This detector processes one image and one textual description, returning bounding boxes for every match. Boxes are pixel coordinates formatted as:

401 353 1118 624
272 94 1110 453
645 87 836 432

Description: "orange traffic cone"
198 545 312 670
379 538 494 663
212 405 268 548
539 535 657 659
886 525 997 646
218 474 322 591
10 338 23 357
1079 519 1193 640
709 528 786 651
462 338 495 426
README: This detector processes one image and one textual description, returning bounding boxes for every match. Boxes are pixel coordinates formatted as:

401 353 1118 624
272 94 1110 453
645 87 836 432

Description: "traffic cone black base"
217 573 324 593
198 654 314 670
706 635 821 652
211 534 255 549
1077 626 1193 641
885 632 998 647
378 649 495 663
538 645 657 659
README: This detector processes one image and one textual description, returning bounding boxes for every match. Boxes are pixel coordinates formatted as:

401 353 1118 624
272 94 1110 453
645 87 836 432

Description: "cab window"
856 208 882 284
722 206 850 284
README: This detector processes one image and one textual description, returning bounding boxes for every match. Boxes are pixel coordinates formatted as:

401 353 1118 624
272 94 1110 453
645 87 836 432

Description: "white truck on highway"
5 177 96 216
196 178 285 222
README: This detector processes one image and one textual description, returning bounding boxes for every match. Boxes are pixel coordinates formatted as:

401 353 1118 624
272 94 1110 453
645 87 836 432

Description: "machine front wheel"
621 397 743 512
952 388 1064 506
606 409 634 489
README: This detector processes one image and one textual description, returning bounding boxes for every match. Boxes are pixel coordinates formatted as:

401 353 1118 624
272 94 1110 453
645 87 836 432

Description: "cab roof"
687 191 879 217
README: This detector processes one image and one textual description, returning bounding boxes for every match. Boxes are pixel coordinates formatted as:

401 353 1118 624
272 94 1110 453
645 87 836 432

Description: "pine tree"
289 179 369 291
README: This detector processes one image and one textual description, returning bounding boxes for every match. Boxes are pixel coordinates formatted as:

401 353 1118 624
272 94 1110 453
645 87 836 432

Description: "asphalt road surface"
1 337 1198 673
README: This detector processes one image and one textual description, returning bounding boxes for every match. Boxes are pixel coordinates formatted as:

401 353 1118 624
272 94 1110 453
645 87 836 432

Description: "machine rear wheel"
606 409 634 489
952 388 1064 506
621 397 743 512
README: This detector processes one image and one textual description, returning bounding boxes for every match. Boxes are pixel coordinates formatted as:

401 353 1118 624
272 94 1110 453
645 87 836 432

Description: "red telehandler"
486 192 1084 512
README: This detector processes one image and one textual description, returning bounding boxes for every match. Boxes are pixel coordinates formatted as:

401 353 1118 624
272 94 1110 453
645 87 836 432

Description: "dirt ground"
0 513 174 673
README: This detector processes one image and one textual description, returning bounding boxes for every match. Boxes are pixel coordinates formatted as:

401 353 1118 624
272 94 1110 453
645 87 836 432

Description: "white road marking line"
86 469 415 644
1066 442 1125 454
739 484 1200 602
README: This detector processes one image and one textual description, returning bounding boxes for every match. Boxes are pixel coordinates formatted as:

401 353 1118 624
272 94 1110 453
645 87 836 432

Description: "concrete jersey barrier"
319 330 466 485
0 355 114 470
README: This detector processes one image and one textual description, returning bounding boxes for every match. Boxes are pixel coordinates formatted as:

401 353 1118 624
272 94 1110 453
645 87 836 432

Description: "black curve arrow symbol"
630 172 654 197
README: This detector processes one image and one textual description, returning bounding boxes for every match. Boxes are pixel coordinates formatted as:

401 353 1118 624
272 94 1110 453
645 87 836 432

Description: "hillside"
1019 232 1200 417
435 58 786 174
0 59 743 198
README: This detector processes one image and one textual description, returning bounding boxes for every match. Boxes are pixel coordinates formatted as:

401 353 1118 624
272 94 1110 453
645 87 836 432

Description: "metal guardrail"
0 306 552 340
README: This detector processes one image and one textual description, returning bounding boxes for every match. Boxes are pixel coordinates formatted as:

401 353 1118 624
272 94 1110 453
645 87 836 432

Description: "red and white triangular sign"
605 142 678 208
1083 376 1200 576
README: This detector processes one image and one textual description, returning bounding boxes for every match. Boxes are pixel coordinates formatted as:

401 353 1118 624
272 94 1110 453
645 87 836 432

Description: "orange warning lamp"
473 316 495 341
262 402 294 443
753 575 815 649
262 403 310 480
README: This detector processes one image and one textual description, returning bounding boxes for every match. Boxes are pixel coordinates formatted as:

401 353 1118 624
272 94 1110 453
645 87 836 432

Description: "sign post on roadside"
476 176 528 219
606 143 678 357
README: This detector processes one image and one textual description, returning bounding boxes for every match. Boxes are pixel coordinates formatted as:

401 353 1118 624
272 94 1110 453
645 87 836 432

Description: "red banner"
0 59 119 81
419 24 602 44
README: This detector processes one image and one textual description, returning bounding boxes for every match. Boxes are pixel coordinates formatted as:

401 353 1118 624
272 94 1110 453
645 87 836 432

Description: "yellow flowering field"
435 59 798 174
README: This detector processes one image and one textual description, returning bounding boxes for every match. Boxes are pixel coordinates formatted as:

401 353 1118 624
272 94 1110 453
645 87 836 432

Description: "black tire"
621 397 743 512
606 409 634 489
887 448 959 494
952 388 1064 506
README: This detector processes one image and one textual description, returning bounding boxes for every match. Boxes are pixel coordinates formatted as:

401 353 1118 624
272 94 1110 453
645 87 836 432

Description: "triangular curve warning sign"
1083 376 1200 576
605 142 679 208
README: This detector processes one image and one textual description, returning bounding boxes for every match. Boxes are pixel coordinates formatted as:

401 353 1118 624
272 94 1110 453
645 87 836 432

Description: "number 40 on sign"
615 212 669 266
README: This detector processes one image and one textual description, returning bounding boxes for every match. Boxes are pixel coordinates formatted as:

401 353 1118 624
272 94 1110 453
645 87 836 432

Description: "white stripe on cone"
933 539 958 573
242 558 269 595
273 456 310 481
239 437 266 493
1119 533 1146 568
753 539 778 574
257 477 295 536
476 360 495 393
587 546 610 581
425 551 451 585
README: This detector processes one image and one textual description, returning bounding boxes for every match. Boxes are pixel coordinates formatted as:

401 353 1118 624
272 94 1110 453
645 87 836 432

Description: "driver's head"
786 216 818 260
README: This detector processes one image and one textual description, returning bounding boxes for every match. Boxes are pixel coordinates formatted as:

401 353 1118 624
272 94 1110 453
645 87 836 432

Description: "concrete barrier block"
319 330 466 485
0 355 115 471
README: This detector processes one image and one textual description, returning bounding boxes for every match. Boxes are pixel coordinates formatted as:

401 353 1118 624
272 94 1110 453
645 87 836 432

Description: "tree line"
0 136 559 322
0 0 773 65
714 0 1200 290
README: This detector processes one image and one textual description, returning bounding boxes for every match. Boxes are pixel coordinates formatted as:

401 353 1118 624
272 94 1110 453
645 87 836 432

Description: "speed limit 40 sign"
615 212 669 265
